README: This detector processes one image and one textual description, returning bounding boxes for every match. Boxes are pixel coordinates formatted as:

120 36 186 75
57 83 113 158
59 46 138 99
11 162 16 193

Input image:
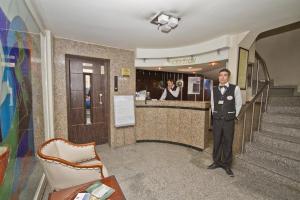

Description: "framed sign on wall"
114 95 135 127
237 47 249 90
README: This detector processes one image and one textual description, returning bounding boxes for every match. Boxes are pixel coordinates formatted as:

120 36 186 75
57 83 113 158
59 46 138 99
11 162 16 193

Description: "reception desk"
135 100 211 150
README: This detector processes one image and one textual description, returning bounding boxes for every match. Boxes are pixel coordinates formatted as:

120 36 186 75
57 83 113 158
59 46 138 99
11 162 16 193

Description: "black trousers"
212 119 235 168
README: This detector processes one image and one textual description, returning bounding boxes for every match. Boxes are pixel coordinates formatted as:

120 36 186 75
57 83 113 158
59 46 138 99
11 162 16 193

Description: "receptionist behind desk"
160 79 180 100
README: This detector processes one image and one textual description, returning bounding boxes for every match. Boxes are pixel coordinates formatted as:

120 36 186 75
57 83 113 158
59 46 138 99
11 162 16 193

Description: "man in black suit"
160 79 180 100
208 69 242 177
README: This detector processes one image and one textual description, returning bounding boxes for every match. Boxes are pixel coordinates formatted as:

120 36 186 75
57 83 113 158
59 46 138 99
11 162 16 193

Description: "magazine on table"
73 181 115 200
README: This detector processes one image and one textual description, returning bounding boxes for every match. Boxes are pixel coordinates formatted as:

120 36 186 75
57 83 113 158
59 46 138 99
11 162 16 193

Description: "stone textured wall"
31 33 44 150
53 38 136 147
135 101 210 149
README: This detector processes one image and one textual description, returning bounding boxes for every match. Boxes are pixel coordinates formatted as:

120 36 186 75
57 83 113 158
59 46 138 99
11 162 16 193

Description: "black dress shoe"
207 163 220 169
224 167 234 177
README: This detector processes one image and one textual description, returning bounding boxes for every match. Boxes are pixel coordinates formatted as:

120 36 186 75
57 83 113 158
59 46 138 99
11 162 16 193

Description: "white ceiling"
32 0 300 50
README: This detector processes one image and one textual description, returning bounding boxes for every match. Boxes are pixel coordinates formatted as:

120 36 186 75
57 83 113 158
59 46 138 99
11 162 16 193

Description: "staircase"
235 90 300 200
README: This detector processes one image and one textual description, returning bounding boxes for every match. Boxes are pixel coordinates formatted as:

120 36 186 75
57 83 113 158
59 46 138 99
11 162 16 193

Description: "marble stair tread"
254 131 300 145
245 143 300 174
233 172 300 200
268 96 300 106
262 113 300 127
261 122 300 138
245 142 300 162
238 154 300 182
269 87 296 97
267 105 300 115
236 155 300 188
253 131 300 154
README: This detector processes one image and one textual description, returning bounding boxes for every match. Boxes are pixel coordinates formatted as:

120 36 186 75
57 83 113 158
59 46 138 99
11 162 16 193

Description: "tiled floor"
94 142 274 200
42 142 291 200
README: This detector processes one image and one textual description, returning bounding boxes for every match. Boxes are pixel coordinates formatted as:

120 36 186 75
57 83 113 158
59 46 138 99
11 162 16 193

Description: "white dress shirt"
210 82 242 117
160 85 180 100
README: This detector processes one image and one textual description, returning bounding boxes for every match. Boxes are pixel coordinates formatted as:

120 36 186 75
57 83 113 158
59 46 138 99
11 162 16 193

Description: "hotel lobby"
0 0 300 200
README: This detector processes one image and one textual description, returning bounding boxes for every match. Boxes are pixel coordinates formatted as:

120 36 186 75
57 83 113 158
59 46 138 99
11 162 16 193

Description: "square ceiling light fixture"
150 12 181 33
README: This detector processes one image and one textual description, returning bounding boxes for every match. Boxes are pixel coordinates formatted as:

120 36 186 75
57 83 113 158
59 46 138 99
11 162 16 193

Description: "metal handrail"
255 52 271 81
237 51 271 153
236 82 269 120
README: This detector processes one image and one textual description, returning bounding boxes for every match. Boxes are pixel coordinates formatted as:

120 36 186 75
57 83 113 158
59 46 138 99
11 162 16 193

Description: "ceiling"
137 60 226 80
32 0 300 50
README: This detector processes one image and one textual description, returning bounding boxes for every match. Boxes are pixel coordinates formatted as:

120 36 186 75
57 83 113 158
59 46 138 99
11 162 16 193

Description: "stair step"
239 154 300 185
267 105 300 115
261 122 300 138
268 96 300 106
235 155 300 192
232 172 300 200
245 142 300 171
262 113 300 127
269 87 295 97
253 131 300 154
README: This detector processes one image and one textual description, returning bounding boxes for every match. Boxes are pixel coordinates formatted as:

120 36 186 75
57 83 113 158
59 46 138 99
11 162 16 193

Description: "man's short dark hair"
219 68 231 76
167 79 174 83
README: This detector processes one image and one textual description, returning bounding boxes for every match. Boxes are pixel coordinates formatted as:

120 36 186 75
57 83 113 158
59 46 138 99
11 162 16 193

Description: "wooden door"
66 55 109 144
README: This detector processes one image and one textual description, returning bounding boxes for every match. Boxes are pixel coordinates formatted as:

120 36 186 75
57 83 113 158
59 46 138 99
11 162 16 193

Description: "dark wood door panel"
70 108 84 125
70 90 84 108
66 55 109 145
70 73 83 90
93 107 105 123
70 59 84 73
93 124 107 144
70 126 97 144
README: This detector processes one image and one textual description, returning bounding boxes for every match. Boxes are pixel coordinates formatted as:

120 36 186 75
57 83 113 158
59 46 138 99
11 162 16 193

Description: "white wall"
256 28 300 91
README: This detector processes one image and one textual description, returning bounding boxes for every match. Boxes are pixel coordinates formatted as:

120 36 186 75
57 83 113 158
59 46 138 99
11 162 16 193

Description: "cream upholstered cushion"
37 138 109 191
55 140 97 162
79 159 109 178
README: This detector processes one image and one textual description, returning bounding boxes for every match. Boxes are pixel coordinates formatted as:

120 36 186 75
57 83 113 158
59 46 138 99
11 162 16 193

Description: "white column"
41 30 55 140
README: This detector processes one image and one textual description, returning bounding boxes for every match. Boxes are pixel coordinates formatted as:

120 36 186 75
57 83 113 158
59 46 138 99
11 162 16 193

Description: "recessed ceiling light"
210 62 218 66
192 72 196 74
177 67 202 72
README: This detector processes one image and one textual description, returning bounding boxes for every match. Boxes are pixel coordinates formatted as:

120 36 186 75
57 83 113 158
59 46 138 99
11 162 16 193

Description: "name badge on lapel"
227 96 233 100
218 100 224 104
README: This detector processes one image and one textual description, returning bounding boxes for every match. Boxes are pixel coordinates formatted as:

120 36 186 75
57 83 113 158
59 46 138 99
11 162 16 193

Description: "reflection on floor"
41 140 299 200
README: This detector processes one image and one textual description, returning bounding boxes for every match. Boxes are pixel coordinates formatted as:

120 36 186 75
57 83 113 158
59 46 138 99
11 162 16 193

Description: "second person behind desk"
160 79 180 100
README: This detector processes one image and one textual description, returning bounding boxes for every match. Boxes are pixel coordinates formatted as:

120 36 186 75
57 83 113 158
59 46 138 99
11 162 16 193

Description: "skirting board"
136 140 203 151
33 173 47 200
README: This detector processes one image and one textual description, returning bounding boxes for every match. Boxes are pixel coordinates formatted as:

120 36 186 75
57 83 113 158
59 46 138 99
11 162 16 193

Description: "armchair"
37 138 108 190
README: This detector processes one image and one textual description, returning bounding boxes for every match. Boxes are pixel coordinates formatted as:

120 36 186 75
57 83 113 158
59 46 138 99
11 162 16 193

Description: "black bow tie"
220 86 227 89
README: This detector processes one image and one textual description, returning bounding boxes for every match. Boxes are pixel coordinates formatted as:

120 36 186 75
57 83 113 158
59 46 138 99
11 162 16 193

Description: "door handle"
99 93 103 105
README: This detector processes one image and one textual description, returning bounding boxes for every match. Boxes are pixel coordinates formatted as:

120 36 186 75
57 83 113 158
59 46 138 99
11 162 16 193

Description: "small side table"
48 175 125 200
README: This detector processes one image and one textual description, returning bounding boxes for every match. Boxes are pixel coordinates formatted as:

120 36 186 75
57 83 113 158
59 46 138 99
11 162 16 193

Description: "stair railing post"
264 81 270 113
250 103 255 144
255 59 260 95
258 90 264 132
241 112 247 154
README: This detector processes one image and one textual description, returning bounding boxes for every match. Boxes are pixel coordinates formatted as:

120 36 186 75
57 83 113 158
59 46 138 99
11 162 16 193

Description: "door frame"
65 54 110 144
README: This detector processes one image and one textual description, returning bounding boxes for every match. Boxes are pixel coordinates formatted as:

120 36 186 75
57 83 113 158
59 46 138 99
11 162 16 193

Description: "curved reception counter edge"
135 100 211 150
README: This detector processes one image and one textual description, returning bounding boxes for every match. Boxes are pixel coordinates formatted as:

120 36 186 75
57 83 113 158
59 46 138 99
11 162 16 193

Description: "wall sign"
114 95 135 127
237 47 249 90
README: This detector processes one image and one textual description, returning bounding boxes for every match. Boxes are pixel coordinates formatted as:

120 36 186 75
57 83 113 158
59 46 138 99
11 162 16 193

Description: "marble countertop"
135 100 210 109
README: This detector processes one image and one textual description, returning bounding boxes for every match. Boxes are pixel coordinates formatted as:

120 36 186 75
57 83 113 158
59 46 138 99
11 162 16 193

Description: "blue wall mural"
0 6 37 199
